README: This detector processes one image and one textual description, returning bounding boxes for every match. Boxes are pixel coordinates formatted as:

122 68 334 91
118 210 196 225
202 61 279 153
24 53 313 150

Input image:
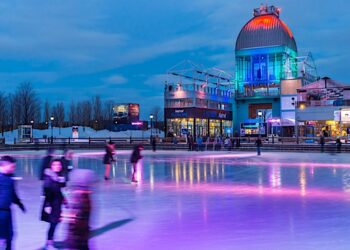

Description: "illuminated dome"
235 5 297 52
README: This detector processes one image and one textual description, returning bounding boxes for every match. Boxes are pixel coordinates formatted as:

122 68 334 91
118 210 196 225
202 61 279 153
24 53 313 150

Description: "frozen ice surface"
5 150 350 249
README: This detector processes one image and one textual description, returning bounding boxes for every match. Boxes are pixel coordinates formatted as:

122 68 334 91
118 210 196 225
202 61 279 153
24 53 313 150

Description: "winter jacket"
61 156 73 182
0 173 24 211
41 169 65 224
0 173 25 240
130 148 142 164
103 146 115 164
39 155 53 180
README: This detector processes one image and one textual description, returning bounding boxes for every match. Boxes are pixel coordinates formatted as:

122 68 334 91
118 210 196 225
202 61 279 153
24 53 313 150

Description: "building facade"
234 5 299 136
296 78 350 137
164 63 234 138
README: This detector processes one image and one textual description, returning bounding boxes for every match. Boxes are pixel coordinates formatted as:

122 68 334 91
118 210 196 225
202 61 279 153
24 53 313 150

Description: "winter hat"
0 155 16 166
69 169 96 190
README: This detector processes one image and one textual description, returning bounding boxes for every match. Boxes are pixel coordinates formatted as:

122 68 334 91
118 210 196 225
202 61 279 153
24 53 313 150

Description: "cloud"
103 75 128 85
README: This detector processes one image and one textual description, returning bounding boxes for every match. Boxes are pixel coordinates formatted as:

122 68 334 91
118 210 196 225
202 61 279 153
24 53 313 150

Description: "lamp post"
258 111 263 136
150 114 154 137
30 120 34 140
50 116 54 144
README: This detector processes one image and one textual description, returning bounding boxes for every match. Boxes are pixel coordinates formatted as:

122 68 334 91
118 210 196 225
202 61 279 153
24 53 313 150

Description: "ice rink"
3 149 350 250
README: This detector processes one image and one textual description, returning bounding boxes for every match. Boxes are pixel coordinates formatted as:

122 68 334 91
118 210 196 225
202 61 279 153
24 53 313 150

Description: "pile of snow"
1 126 164 144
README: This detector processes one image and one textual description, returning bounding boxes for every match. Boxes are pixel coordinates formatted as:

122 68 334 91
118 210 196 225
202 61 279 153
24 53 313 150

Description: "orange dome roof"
235 14 297 52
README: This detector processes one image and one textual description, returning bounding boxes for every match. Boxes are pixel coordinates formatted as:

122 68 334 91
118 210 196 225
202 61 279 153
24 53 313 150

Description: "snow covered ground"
4 150 350 250
1 126 164 144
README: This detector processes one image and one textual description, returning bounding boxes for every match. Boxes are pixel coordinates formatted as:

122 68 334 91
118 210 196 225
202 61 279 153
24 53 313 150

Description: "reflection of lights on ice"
342 169 350 193
182 162 187 182
197 165 201 183
150 164 154 190
269 165 281 188
299 167 307 196
189 162 194 185
175 161 180 185
135 160 143 184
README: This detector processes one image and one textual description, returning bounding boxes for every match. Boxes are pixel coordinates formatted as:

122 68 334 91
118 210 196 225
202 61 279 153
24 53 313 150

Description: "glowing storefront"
296 78 350 137
164 62 234 137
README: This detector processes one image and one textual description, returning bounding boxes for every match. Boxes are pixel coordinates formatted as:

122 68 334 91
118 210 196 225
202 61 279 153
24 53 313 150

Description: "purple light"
132 121 143 125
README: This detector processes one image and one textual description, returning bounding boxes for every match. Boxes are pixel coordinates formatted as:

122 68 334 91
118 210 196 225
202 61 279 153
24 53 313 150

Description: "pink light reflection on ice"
152 182 350 201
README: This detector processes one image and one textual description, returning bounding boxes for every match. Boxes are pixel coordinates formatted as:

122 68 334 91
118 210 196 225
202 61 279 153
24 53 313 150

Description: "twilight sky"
0 0 349 119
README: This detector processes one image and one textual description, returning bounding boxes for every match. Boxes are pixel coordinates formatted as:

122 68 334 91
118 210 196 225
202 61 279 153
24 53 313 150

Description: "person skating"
0 156 26 250
64 169 95 250
40 159 66 249
103 141 115 180
61 149 74 183
255 136 262 156
151 136 157 152
336 137 342 153
320 135 325 153
130 144 144 183
39 148 55 180
187 134 194 151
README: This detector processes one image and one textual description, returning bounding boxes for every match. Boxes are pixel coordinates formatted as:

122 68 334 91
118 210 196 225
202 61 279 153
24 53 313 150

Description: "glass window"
209 119 221 137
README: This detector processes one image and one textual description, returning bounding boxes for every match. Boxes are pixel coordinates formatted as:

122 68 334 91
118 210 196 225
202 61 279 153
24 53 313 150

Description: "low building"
296 77 350 137
164 62 234 138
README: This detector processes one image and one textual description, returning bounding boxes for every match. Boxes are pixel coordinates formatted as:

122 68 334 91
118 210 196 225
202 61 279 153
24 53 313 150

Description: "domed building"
234 5 299 136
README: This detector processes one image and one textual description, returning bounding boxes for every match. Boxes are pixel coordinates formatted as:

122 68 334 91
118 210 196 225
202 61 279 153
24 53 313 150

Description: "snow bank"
1 126 164 144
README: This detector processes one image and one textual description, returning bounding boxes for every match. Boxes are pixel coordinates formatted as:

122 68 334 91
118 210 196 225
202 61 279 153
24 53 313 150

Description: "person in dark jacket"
41 159 66 249
39 148 55 180
336 137 342 153
61 149 74 183
103 142 115 180
187 134 194 151
320 135 325 153
0 156 26 250
130 144 144 183
255 136 262 156
151 136 157 152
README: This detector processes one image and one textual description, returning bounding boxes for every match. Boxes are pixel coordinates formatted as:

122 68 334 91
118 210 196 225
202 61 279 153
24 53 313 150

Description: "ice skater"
0 156 26 250
39 148 55 180
130 144 144 183
64 169 96 250
40 159 66 249
255 136 262 156
61 149 74 183
103 141 116 180
151 136 157 152
336 137 342 153
320 135 325 153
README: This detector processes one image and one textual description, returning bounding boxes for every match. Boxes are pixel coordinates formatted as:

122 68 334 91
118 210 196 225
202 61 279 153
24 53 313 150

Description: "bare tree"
44 99 50 126
92 95 102 129
150 105 162 133
69 101 76 125
103 100 114 121
15 82 40 125
75 101 83 125
0 92 7 136
52 102 65 134
81 100 92 130
7 93 17 130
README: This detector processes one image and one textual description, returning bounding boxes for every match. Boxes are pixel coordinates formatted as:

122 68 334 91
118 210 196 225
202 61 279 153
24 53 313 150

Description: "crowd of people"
186 134 242 152
0 140 144 250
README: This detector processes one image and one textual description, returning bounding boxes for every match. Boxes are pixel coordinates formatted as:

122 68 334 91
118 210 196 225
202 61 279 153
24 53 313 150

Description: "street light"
150 114 154 137
30 120 34 140
257 111 265 136
50 116 54 143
